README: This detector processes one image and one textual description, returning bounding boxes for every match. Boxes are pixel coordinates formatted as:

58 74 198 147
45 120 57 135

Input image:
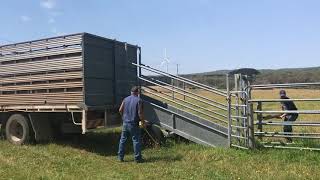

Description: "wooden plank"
0 92 83 105
0 71 82 84
0 81 83 91
0 56 82 76
0 46 82 62
0 34 82 54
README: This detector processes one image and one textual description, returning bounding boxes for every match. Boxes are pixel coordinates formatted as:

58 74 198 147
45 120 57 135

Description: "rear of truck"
0 33 139 144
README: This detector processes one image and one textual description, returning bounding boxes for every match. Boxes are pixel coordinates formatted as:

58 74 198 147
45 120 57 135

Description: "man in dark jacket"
279 90 298 142
118 86 145 163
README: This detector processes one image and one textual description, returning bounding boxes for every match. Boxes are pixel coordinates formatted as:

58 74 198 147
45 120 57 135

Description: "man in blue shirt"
118 86 145 163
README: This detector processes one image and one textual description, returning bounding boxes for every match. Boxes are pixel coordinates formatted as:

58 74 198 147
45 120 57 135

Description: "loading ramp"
143 95 228 147
133 63 250 148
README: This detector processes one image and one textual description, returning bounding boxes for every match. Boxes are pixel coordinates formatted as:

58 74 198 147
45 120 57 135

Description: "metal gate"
227 74 254 149
132 56 320 150
248 82 320 150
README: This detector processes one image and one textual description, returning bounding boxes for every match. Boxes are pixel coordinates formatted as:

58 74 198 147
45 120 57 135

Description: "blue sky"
1 0 320 74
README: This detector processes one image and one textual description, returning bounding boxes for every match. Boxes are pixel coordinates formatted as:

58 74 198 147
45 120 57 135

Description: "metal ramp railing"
132 58 320 151
133 63 231 147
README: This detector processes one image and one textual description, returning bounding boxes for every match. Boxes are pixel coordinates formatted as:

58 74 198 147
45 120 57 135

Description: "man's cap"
131 86 139 93
279 90 286 97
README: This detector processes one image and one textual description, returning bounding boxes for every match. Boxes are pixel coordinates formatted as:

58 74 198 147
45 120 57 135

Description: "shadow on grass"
53 129 130 156
51 128 183 163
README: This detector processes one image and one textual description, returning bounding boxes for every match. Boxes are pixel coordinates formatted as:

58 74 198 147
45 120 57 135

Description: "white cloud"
48 18 55 24
20 15 31 22
40 0 56 9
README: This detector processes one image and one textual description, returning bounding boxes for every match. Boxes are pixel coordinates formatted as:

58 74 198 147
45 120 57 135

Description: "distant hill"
189 66 320 76
180 66 320 89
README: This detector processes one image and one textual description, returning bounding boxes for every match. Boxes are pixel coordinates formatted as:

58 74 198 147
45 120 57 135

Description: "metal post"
104 110 108 127
227 74 232 147
138 47 142 94
242 75 249 146
172 78 175 100
234 74 240 145
247 87 255 149
183 82 186 100
257 101 263 140
81 110 87 134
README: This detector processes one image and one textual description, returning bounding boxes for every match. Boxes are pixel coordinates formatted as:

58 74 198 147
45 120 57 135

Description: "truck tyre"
5 114 33 145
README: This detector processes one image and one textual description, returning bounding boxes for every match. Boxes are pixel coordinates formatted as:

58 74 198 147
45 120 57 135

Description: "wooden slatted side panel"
0 34 82 56
0 92 83 105
0 56 82 75
0 81 83 91
0 34 84 107
0 71 82 84
0 46 82 62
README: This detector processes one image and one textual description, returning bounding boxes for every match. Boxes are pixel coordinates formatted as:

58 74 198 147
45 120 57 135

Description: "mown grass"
1 128 320 180
1 88 320 179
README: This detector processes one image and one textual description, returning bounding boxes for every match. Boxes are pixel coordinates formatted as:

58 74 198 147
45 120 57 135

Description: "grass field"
1 88 320 179
1 128 320 180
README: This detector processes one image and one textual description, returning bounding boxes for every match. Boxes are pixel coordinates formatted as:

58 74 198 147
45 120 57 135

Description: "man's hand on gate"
139 120 147 128
280 114 286 119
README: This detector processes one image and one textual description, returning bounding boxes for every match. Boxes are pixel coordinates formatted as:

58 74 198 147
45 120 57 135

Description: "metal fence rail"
249 82 320 150
133 61 320 151
132 62 233 147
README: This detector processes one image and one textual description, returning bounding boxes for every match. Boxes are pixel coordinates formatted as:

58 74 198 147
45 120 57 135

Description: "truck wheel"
5 114 33 145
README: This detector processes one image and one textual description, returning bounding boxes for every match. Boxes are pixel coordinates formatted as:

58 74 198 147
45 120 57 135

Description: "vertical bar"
176 64 179 88
138 47 142 94
257 101 263 138
138 47 142 78
172 114 176 129
172 78 175 100
234 74 240 145
248 87 255 149
242 75 248 146
104 109 108 127
227 74 232 147
183 82 186 100
81 110 87 134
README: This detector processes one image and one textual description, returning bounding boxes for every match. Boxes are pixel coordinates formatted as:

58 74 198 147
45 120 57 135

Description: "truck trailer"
0 33 139 144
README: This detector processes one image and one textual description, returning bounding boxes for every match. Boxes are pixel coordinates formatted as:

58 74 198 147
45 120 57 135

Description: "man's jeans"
283 114 298 142
118 123 142 161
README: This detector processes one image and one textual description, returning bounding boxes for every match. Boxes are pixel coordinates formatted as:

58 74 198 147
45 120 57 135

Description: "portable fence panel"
249 83 320 150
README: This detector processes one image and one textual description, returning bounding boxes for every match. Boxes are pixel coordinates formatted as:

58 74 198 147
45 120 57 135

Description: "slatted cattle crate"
0 33 138 111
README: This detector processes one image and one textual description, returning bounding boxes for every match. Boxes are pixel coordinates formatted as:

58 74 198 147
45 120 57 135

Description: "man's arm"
263 114 282 120
119 100 124 116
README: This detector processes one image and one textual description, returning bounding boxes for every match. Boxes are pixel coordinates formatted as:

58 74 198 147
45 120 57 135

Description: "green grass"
1 128 320 180
1 88 320 179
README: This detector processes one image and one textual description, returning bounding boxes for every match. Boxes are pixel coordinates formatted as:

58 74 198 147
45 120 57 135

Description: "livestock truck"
0 33 139 144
